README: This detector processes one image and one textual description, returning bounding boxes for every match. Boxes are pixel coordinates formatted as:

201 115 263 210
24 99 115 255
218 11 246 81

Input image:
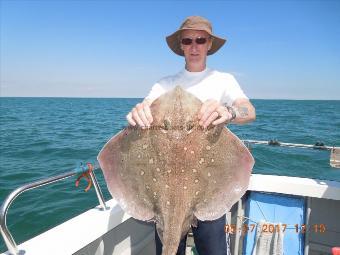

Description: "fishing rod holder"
0 162 108 255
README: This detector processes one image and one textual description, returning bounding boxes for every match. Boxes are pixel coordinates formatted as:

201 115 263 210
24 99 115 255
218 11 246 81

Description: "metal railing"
0 161 109 255
244 139 335 150
243 139 340 168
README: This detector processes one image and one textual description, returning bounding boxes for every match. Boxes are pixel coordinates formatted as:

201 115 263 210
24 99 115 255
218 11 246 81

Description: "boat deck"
1 174 340 255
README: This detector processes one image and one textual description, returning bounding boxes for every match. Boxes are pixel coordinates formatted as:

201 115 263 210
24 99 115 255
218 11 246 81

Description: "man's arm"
229 98 256 124
198 98 255 128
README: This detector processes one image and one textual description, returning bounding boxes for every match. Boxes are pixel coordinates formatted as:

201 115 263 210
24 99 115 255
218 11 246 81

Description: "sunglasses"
181 37 209 45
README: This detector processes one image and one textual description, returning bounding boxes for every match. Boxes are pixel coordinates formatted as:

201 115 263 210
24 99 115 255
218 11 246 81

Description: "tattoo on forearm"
235 106 249 118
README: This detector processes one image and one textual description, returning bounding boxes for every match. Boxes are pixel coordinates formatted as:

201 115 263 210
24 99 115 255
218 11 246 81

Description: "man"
126 16 255 255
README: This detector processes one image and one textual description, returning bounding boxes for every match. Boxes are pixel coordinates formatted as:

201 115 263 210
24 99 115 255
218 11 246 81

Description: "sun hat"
166 16 226 56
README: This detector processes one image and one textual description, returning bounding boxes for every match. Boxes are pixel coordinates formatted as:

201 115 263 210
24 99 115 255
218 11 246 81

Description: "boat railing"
0 161 108 255
243 139 340 168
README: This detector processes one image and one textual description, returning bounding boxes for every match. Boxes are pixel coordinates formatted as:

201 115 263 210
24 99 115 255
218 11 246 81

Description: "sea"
0 98 339 252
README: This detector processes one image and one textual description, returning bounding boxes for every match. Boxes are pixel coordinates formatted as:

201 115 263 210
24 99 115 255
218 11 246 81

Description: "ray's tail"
160 207 190 255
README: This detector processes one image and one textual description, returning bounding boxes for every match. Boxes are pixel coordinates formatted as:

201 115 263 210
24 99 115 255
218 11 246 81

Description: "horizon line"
1 96 339 101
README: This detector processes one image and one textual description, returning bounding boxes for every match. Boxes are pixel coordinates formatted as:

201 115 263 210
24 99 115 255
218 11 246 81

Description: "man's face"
180 29 212 71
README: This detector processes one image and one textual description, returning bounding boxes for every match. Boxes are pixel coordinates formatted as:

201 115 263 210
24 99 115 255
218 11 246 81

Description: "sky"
1 0 339 99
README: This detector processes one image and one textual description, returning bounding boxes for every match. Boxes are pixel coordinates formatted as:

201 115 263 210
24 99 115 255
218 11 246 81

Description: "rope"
255 201 267 221
75 162 94 192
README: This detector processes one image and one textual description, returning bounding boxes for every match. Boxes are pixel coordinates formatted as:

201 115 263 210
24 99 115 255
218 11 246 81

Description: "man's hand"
126 99 153 128
197 99 233 128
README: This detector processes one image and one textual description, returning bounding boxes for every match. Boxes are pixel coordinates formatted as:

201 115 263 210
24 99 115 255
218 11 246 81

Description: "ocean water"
0 98 339 252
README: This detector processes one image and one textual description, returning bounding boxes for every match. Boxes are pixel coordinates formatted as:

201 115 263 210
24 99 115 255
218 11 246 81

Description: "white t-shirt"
145 68 248 106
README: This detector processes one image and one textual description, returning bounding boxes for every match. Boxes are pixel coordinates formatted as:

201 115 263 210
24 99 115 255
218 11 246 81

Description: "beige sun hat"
166 16 227 56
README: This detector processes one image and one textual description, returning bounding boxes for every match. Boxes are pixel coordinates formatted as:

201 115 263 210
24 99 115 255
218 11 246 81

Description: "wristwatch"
225 105 237 122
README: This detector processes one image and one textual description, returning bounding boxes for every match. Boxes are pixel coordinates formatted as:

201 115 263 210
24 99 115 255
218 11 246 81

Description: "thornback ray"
97 86 254 255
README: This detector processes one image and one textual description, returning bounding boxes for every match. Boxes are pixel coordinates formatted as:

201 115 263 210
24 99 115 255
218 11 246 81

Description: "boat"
1 141 340 255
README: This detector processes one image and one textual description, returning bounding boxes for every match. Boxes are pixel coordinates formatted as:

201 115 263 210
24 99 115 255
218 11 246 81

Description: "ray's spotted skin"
98 86 254 255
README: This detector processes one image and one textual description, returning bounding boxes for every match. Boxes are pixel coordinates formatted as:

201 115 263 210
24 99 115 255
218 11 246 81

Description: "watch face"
226 106 236 120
